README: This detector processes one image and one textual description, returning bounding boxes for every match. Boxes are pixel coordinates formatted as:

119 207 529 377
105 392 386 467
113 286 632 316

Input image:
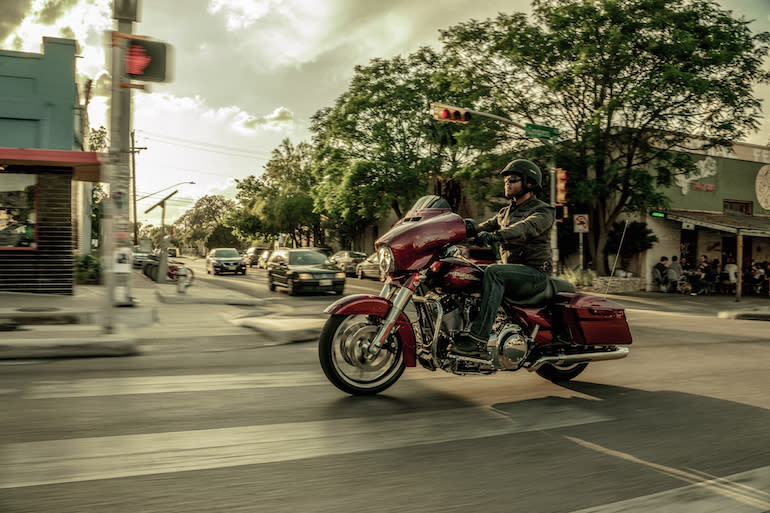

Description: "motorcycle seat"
504 277 576 307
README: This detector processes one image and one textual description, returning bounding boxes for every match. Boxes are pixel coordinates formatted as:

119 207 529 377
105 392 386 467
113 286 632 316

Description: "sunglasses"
505 176 522 184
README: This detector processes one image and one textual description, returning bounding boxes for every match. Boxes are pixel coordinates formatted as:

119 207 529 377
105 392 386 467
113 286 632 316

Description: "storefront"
644 143 770 297
0 148 101 294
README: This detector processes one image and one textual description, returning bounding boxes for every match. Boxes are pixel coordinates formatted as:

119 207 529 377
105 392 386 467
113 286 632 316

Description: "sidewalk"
0 271 327 359
1 272 768 359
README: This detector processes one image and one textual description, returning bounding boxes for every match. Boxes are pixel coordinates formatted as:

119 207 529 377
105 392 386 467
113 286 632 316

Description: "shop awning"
660 209 770 238
0 147 103 182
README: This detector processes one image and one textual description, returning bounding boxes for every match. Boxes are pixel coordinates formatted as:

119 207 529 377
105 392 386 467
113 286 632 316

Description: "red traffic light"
431 103 471 123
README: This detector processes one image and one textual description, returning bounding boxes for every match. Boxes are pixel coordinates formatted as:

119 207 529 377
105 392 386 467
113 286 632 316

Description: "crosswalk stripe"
0 406 612 489
23 370 457 399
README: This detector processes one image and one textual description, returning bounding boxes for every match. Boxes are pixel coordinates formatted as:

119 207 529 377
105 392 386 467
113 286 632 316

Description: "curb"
0 335 139 359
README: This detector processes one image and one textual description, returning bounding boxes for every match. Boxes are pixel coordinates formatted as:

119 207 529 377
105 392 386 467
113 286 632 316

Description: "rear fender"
325 294 416 367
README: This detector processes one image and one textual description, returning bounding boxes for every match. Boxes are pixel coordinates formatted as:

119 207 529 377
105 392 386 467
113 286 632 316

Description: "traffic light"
555 168 568 204
430 102 471 123
125 38 170 82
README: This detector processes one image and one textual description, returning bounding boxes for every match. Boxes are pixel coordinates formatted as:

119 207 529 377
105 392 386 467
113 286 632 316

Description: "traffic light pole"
102 17 136 333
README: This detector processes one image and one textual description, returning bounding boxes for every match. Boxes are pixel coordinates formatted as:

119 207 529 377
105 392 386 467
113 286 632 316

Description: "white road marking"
23 370 456 399
566 436 770 512
0 407 612 489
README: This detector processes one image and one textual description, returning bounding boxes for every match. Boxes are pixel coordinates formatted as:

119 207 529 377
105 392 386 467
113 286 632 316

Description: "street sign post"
525 123 560 142
573 214 589 270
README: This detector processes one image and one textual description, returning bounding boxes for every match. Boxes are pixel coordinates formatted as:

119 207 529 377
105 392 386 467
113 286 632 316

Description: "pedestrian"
667 256 682 292
653 256 669 293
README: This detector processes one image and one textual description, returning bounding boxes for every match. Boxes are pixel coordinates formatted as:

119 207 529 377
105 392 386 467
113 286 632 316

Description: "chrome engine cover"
489 323 530 370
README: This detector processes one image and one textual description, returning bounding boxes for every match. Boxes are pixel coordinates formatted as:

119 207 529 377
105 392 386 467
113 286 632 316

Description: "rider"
451 159 555 359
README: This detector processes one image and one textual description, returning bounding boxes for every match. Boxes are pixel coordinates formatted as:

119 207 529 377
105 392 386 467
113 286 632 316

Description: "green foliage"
560 266 597 288
173 195 235 251
74 253 101 284
205 224 243 249
439 0 770 273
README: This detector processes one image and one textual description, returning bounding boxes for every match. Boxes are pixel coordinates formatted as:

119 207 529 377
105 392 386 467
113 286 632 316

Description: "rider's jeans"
469 263 548 341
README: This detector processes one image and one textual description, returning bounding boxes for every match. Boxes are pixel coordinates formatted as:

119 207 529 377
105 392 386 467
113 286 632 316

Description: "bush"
74 253 101 284
560 267 596 288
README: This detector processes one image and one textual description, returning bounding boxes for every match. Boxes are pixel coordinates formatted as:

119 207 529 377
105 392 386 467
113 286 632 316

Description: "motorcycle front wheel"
319 314 405 395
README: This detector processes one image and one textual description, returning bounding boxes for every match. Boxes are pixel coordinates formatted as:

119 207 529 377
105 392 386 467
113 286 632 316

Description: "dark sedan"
206 248 247 275
329 250 368 276
267 248 345 295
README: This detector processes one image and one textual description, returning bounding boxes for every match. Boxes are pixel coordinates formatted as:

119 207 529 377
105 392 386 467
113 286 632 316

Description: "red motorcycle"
318 196 632 395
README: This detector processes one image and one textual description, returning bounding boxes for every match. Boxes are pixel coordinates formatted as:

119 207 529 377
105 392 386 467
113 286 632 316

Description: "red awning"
0 147 103 182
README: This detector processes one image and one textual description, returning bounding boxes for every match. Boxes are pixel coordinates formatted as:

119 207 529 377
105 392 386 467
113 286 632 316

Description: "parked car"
206 248 247 275
329 250 368 276
307 246 333 257
267 248 345 295
355 252 384 281
167 247 178 258
132 245 151 268
245 246 268 267
257 249 273 269
457 245 498 265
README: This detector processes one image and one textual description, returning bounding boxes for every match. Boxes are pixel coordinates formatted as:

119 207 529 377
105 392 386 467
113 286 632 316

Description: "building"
643 141 770 292
0 37 101 294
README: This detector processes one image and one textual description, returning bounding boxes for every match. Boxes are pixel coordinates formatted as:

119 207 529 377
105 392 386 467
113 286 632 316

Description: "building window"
723 200 752 215
0 173 37 249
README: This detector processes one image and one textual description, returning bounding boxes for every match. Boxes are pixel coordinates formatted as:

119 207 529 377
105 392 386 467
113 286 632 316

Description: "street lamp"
134 181 194 244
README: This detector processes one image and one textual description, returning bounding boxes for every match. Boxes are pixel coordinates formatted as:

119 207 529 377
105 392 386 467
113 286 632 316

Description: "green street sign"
525 123 559 142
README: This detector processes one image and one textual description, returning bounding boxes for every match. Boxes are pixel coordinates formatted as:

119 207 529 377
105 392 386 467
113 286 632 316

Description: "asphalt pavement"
1 268 768 359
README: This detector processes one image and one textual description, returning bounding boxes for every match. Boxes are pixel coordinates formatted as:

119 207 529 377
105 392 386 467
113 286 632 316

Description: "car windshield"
289 250 329 266
214 249 240 258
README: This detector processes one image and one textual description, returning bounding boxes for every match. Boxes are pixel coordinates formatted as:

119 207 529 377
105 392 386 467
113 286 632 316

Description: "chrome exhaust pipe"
528 347 629 372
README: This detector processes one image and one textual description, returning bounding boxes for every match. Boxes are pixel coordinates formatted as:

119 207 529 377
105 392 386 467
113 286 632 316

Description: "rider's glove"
475 231 502 247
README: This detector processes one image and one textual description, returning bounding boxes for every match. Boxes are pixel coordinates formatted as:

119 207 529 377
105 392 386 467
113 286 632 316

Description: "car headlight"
378 246 395 274
297 273 313 280
335 272 345 279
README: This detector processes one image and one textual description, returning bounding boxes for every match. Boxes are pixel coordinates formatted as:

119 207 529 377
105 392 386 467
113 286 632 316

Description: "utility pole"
130 129 147 245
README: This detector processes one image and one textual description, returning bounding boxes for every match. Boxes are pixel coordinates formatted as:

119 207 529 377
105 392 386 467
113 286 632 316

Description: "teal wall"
0 37 81 150
660 152 770 215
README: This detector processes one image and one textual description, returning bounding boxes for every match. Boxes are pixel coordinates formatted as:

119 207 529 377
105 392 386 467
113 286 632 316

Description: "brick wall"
0 170 74 294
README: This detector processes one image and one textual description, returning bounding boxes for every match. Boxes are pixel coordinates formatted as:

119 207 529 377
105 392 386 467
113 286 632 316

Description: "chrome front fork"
366 275 418 356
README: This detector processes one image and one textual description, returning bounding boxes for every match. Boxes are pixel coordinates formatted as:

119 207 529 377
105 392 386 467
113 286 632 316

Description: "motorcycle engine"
491 323 530 370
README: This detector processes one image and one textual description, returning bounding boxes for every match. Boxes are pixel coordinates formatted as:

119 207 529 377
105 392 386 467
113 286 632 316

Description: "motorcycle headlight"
378 246 395 274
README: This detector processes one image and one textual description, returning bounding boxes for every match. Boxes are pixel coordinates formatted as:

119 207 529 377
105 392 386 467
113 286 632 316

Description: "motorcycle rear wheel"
535 362 588 382
319 314 405 395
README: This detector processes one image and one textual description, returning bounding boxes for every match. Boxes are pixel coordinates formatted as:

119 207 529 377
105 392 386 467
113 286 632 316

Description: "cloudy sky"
3 0 770 225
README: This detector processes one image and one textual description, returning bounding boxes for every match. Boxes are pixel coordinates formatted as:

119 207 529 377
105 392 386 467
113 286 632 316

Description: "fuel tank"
439 258 484 293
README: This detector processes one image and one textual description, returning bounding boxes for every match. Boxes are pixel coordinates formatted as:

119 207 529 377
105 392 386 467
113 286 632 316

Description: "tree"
440 0 770 274
310 47 504 246
173 195 235 252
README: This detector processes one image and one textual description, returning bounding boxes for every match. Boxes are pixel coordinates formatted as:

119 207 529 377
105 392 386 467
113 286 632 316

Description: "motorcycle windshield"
377 210 467 271
396 195 453 225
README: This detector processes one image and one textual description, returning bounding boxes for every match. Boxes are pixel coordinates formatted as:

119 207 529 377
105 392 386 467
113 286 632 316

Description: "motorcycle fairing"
324 294 417 366
376 212 467 271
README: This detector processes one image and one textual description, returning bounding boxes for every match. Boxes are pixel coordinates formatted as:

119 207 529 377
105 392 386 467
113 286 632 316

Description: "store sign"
692 183 716 192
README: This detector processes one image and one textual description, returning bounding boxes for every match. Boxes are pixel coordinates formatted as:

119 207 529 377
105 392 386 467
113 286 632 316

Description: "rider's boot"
450 333 489 360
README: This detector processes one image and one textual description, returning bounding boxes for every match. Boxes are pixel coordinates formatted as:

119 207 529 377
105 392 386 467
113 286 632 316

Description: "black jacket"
477 196 554 269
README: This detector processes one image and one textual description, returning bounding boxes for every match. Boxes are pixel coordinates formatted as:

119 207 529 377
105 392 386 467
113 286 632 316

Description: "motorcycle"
318 195 632 395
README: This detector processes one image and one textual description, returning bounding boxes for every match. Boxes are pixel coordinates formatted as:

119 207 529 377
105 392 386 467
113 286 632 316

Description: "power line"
135 130 273 159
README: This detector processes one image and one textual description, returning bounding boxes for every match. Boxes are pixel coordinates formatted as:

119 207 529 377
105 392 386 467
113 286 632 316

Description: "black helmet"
499 159 542 193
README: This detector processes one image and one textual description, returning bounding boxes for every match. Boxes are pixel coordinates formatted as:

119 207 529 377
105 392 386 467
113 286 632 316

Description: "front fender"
324 294 416 367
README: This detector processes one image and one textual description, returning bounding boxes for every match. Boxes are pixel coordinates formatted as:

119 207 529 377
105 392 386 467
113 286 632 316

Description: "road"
1 265 769 513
